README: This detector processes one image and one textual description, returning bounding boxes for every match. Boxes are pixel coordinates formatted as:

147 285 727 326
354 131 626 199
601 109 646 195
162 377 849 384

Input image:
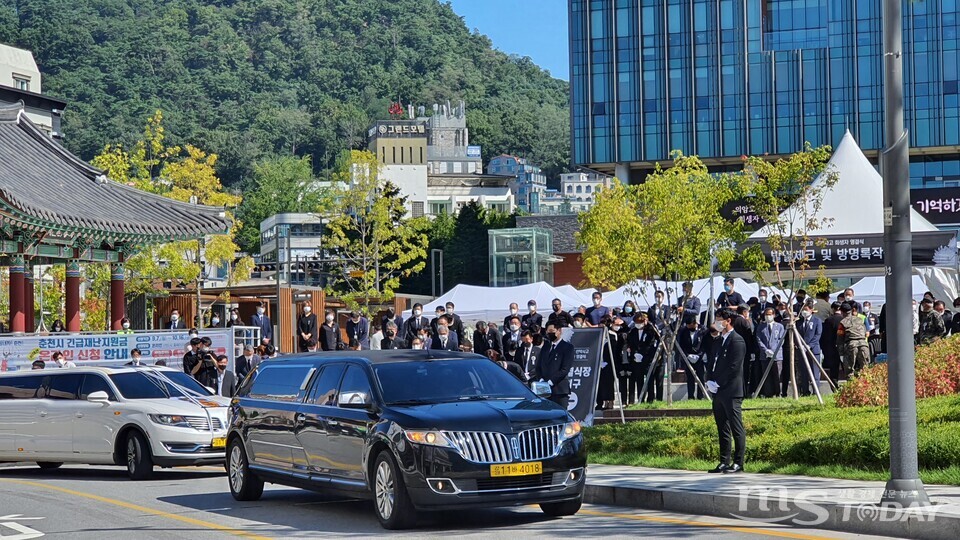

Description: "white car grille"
186 416 224 431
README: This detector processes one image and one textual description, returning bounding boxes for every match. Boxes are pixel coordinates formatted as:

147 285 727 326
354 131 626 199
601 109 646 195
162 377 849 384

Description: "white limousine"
0 366 229 479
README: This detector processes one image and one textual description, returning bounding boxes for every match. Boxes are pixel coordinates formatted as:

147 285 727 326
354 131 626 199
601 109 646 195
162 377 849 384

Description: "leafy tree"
322 150 428 315
444 201 493 287
234 155 328 253
576 180 648 292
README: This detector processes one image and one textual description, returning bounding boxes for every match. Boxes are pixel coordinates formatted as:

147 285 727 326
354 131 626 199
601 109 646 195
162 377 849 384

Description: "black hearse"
225 350 586 529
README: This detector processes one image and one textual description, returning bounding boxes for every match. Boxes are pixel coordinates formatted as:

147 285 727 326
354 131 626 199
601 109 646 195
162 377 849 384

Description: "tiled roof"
515 214 582 253
0 103 230 242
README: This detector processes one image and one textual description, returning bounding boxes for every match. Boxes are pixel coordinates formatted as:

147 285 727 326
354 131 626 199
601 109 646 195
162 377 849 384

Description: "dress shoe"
707 463 730 473
723 464 743 474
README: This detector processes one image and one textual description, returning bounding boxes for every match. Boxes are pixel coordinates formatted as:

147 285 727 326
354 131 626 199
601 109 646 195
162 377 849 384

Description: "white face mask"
528 306 536 313
845 295 853 302
759 296 767 303
510 308 518 315
801 310 812 319
325 314 334 322
593 298 601 306
171 314 179 322
122 322 130 329
212 318 220 325
573 321 584 328
189 333 198 339
446 308 454 315
256 307 265 315
510 324 520 332
713 321 725 332
612 325 622 332
413 309 422 317
304 306 312 314
232 313 238 320
765 315 775 323
56 358 65 366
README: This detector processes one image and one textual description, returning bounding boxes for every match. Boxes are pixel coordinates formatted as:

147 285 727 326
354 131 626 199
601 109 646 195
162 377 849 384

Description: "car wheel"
126 430 154 480
227 438 263 501
373 450 416 530
540 497 583 517
37 462 63 470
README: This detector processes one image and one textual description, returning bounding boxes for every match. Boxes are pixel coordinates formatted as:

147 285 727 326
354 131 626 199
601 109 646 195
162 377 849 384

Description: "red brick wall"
553 253 588 290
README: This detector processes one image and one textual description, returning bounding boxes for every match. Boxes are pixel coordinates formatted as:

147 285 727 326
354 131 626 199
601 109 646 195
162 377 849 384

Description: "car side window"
307 363 345 406
43 373 83 400
0 375 44 400
337 365 372 407
247 365 314 402
79 374 117 401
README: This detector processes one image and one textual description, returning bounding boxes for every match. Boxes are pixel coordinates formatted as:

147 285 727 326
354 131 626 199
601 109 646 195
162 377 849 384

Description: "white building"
427 173 516 216
367 120 430 217
0 43 65 138
257 213 326 287
487 155 547 213
559 171 612 213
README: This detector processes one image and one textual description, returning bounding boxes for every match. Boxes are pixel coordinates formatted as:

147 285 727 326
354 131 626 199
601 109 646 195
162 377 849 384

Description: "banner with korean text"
0 328 235 372
564 327 606 426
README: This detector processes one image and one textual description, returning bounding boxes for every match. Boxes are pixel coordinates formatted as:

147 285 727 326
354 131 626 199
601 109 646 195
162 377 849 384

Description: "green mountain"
0 0 570 184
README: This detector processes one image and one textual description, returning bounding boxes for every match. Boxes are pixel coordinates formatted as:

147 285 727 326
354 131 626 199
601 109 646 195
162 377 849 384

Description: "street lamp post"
880 0 929 506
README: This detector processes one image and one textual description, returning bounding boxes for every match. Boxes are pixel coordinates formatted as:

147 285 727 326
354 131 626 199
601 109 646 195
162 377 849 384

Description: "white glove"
633 353 642 363
706 380 720 393
687 354 699 364
766 349 773 359
600 362 608 369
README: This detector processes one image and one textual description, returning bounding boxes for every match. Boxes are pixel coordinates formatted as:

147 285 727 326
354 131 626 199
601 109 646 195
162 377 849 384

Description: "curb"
583 482 960 540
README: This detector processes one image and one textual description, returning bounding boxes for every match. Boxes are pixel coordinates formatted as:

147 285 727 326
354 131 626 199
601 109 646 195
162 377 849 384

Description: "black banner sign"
912 187 960 225
720 198 768 232
729 231 957 271
563 328 605 426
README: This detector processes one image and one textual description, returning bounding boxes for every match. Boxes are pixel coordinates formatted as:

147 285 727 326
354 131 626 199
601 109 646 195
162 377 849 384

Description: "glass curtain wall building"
570 0 960 189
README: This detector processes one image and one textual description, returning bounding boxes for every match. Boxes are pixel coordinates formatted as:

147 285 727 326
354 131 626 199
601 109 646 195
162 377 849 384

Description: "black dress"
297 312 319 352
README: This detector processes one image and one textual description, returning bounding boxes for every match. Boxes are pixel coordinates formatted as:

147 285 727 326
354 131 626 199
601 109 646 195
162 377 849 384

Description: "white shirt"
370 331 383 351
217 371 225 394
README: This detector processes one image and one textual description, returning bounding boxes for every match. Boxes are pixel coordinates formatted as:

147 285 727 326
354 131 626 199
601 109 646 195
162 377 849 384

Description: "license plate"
211 437 226 449
490 462 542 477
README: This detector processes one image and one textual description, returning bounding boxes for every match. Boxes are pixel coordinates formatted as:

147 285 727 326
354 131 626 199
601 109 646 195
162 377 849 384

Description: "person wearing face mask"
572 313 587 329
444 302 465 343
409 337 424 350
50 319 64 333
216 354 237 397
346 310 369 349
516 330 540 380
504 303 520 331
706 309 746 474
429 306 447 339
473 320 491 356
627 313 660 403
621 301 638 326
647 291 669 332
677 315 707 400
820 301 844 383
117 317 134 335
676 281 702 320
182 337 202 375
206 312 221 328
546 298 574 329
533 322 575 409
226 308 241 327
167 309 185 330
369 323 383 351
933 300 952 338
754 307 785 398
431 321 459 351
717 278 744 308
381 321 404 349
403 303 429 347
792 289 808 315
521 300 543 331
502 315 523 363
916 297 945 346
381 306 404 336
795 301 823 397
192 337 219 388
586 292 609 327
125 348 145 366
317 308 342 352
50 351 76 368
297 302 319 352
251 303 273 345
837 302 870 376
843 288 863 315
750 289 770 324
235 345 258 380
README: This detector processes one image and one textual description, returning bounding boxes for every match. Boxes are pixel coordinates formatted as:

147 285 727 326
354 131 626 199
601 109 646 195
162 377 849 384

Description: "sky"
446 0 570 80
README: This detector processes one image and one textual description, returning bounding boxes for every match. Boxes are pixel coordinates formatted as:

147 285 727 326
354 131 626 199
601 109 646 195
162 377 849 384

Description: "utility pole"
880 0 929 506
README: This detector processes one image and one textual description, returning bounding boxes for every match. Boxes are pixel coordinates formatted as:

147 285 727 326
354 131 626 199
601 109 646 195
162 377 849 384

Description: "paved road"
0 464 899 539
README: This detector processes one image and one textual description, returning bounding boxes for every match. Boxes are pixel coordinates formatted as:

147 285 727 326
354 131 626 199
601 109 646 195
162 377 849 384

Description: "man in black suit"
706 308 746 474
445 302 466 344
167 309 186 329
516 330 541 380
430 322 460 351
403 303 429 347
533 322 575 410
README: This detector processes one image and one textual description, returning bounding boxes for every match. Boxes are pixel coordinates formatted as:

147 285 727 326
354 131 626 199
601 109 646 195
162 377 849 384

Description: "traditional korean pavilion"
0 102 231 333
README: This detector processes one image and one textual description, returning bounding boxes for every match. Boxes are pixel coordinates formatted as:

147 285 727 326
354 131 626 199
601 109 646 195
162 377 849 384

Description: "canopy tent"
835 270 960 307
601 276 785 312
555 284 596 306
402 282 587 324
731 131 955 279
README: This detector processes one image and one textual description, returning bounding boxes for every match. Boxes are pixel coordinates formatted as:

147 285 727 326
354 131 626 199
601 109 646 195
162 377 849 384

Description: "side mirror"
530 381 552 398
338 391 373 409
87 391 110 404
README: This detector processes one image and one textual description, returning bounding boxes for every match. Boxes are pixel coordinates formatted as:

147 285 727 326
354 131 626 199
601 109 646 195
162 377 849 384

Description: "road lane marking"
0 479 271 540
579 508 841 540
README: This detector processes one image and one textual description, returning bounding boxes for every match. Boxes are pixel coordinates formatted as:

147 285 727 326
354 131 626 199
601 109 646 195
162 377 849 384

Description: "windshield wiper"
388 399 439 406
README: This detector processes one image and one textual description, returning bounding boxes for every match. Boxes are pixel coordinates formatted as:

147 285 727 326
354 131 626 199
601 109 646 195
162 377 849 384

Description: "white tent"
835 272 958 307
555 284 596 306
601 276 775 312
402 282 587 324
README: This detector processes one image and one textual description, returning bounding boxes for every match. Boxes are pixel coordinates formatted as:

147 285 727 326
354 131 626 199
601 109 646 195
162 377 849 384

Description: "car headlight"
559 421 582 442
149 414 193 428
404 430 455 448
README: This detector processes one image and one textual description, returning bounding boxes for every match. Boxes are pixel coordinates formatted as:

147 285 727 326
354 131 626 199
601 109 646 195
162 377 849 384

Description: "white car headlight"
403 430 455 448
149 414 194 429
559 421 582 442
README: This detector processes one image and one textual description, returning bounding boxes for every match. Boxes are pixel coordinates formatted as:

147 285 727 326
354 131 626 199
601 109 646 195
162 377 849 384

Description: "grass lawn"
586 394 960 485
626 395 829 411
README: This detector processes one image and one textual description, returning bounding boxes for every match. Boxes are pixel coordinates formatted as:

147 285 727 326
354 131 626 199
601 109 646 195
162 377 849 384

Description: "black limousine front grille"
516 425 562 461
445 431 511 463
474 473 554 492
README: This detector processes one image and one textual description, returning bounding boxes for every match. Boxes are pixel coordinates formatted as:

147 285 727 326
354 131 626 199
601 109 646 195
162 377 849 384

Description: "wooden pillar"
66 259 81 333
110 262 125 330
9 254 25 333
24 262 34 333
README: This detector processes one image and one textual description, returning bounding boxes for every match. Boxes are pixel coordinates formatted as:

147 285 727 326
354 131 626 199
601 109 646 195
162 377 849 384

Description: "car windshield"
109 371 213 400
374 359 532 405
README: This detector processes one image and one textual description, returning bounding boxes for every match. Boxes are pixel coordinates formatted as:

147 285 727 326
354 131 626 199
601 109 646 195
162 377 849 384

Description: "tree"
322 150 428 315
445 201 493 287
234 155 328 253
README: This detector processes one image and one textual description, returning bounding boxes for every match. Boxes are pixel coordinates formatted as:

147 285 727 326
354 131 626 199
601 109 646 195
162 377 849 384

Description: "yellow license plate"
211 437 226 449
490 462 542 477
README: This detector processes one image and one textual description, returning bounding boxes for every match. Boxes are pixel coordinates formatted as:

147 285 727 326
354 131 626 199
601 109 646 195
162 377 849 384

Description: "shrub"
836 334 960 408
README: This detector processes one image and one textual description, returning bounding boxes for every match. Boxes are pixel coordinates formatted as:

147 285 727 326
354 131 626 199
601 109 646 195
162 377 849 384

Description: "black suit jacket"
219 371 237 397
534 339 575 396
707 331 746 398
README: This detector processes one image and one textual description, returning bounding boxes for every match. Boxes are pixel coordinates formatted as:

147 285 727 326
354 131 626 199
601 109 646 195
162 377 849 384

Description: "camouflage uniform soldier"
837 302 870 376
916 297 945 346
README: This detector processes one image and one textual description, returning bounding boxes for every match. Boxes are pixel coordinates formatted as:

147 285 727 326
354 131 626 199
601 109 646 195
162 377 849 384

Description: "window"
374 359 528 405
0 375 43 399
110 372 211 399
80 374 117 401
245 365 314 402
13 77 29 91
338 365 373 406
307 363 345 405
411 201 425 218
43 374 82 400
